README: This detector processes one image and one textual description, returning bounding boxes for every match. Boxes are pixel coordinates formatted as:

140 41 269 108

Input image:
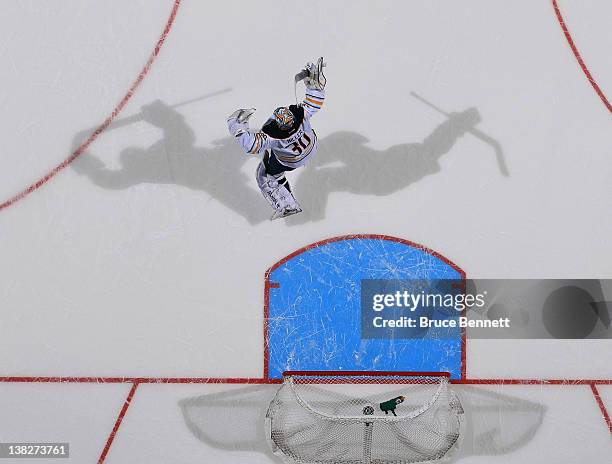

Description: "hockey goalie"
227 57 326 220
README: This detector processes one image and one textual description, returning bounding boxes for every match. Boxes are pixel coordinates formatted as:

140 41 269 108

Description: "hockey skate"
271 205 302 221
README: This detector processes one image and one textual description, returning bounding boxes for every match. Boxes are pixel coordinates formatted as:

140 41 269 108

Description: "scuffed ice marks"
266 237 463 378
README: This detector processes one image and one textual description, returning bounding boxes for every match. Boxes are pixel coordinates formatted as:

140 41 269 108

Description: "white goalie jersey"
228 88 325 169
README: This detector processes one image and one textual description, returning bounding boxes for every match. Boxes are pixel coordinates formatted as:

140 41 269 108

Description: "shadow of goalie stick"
74 88 233 139
410 91 509 177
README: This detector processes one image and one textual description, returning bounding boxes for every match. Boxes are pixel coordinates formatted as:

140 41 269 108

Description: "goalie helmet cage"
266 371 464 464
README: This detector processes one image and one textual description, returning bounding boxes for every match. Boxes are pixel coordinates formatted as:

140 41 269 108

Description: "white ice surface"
0 0 171 199
557 0 611 98
0 0 610 461
104 383 612 463
0 383 132 463
1 0 610 379
468 339 612 380
598 385 612 408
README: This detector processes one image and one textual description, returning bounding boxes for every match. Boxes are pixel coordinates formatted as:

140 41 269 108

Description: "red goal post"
282 370 451 384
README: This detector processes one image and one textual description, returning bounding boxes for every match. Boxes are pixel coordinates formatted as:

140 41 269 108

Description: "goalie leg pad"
256 162 300 213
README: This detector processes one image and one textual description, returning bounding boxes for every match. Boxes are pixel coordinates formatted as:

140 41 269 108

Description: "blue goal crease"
266 238 463 380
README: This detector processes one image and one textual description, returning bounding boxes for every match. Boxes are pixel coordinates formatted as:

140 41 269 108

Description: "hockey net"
266 371 463 464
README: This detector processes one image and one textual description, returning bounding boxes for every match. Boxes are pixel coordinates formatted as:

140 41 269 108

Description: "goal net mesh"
266 372 463 464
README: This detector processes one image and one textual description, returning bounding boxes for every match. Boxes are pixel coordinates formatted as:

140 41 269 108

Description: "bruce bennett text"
371 316 511 328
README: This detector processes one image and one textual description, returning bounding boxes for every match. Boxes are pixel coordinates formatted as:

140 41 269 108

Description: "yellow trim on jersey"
305 97 323 107
249 133 265 154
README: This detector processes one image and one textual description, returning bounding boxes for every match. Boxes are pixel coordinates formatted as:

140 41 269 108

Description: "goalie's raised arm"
300 57 326 120
227 107 255 136
304 57 326 91
227 108 271 155
301 88 325 120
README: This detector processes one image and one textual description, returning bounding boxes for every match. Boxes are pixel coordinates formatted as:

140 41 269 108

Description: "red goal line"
0 376 610 385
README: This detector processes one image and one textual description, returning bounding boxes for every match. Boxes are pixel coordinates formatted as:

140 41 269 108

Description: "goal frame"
283 370 451 384
267 369 464 463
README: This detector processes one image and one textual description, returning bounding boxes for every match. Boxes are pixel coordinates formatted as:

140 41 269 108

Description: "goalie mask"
272 107 295 130
262 105 304 138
